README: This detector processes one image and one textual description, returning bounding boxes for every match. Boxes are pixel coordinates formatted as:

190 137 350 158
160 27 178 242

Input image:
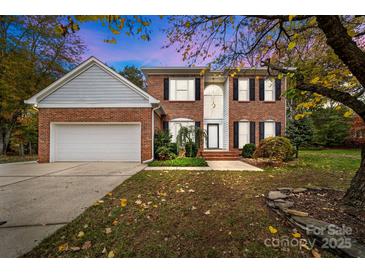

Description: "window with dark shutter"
275 122 282 136
233 78 238 101
259 79 264 101
195 78 201 100
163 78 169 100
259 122 265 141
249 78 255 101
233 121 239 148
250 121 256 144
275 79 282 100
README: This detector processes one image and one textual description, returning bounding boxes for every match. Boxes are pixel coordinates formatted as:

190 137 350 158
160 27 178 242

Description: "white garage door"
51 123 141 162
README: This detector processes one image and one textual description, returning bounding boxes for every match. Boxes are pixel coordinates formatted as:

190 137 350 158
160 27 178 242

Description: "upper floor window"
238 78 249 101
169 78 195 101
264 79 275 101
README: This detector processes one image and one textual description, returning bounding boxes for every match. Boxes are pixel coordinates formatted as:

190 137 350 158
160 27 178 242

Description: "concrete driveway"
0 161 145 257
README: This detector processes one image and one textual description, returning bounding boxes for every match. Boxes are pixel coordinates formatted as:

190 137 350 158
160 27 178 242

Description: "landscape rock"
275 200 294 209
284 209 309 217
277 187 293 193
293 188 307 193
267 191 288 200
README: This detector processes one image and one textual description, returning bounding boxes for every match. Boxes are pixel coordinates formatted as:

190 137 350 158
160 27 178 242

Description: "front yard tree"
286 118 313 158
165 15 365 207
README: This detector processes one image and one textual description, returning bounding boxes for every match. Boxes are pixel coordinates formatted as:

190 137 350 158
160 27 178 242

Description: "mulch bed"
287 189 365 245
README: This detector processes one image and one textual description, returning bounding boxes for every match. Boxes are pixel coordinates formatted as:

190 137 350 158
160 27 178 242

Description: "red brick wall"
146 74 286 152
229 76 286 151
146 75 204 123
38 108 152 163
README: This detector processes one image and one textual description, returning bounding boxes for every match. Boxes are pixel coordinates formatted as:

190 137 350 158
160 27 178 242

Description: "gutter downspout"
142 105 161 163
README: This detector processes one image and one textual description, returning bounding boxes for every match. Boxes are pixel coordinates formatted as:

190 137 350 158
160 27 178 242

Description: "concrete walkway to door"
0 161 145 257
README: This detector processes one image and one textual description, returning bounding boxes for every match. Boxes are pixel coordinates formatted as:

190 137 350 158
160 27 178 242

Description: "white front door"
51 123 141 162
207 124 219 149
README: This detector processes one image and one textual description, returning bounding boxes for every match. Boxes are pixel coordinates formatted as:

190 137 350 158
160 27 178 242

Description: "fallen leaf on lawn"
108 250 115 258
120 198 128 207
191 206 197 210
58 243 69 252
135 199 142 205
311 248 321 258
112 219 119 226
204 210 211 215
102 247 107 254
70 246 80 252
300 243 311 251
105 227 112 234
77 231 85 238
137 194 142 198
161 198 166 202
268 226 278 234
81 241 92 250
98 200 104 204
292 232 301 238
107 192 113 196
188 189 195 193
83 224 88 229
176 188 185 193
269 175 274 178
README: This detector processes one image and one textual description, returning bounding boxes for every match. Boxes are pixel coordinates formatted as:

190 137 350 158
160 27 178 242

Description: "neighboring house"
25 56 286 163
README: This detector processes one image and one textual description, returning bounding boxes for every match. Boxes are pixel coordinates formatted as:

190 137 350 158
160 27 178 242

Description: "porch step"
201 151 240 161
203 157 240 161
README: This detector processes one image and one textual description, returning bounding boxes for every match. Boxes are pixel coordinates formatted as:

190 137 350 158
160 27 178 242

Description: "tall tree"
119 65 145 89
286 117 313 157
165 15 365 207
0 16 85 154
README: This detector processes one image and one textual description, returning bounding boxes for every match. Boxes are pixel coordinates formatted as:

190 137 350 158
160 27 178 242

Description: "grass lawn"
24 148 360 258
148 157 208 167
0 155 38 164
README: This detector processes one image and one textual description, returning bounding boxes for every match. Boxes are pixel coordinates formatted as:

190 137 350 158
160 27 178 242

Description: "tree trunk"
28 142 32 155
19 143 24 157
295 145 299 158
343 144 365 207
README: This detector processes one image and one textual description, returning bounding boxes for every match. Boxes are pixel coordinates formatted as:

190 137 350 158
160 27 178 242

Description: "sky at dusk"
78 16 187 70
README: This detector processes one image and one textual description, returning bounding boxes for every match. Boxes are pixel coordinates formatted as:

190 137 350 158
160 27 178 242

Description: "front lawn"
24 148 360 258
0 155 38 164
148 157 208 167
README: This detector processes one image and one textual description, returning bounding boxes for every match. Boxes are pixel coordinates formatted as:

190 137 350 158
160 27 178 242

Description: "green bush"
185 141 198 157
169 142 178 155
253 136 295 162
241 143 256 158
155 146 176 161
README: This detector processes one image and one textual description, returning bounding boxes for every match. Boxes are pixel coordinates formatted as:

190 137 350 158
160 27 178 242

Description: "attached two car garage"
51 123 141 162
25 57 161 163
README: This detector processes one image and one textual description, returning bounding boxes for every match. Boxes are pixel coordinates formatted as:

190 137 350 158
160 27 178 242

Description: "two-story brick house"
142 67 286 160
26 57 286 163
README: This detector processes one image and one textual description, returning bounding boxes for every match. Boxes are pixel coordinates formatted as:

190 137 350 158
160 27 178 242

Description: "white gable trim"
25 56 159 107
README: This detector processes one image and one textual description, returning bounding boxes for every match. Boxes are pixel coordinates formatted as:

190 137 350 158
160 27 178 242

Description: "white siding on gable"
40 65 149 106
